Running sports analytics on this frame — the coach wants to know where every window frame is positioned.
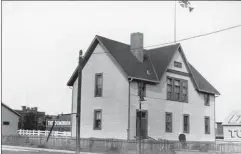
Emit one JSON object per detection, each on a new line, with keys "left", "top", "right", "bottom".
{"left": 93, "top": 109, "right": 102, "bottom": 130}
{"left": 204, "top": 93, "right": 210, "bottom": 106}
{"left": 165, "top": 112, "right": 172, "bottom": 133}
{"left": 166, "top": 76, "right": 188, "bottom": 103}
{"left": 183, "top": 114, "right": 190, "bottom": 133}
{"left": 174, "top": 79, "right": 181, "bottom": 101}
{"left": 204, "top": 116, "right": 210, "bottom": 134}
{"left": 167, "top": 77, "right": 173, "bottom": 100}
{"left": 174, "top": 61, "right": 182, "bottom": 68}
{"left": 94, "top": 73, "right": 103, "bottom": 97}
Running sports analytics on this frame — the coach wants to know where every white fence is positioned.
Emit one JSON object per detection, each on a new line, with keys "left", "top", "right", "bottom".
{"left": 17, "top": 129, "right": 71, "bottom": 137}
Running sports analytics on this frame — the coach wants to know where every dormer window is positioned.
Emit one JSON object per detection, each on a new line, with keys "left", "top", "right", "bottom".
{"left": 174, "top": 61, "right": 182, "bottom": 68}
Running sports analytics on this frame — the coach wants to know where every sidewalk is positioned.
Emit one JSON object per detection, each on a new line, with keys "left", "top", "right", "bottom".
{"left": 2, "top": 145, "right": 102, "bottom": 154}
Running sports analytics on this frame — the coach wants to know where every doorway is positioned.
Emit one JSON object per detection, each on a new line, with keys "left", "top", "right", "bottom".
{"left": 136, "top": 110, "right": 148, "bottom": 139}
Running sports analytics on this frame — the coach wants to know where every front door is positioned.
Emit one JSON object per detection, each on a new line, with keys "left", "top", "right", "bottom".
{"left": 136, "top": 110, "right": 148, "bottom": 139}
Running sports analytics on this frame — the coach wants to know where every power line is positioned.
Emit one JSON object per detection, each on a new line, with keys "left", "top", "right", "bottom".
{"left": 144, "top": 24, "right": 241, "bottom": 49}
{"left": 90, "top": 24, "right": 241, "bottom": 55}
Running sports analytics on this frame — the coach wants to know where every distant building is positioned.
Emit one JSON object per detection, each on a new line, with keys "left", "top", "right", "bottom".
{"left": 67, "top": 33, "right": 220, "bottom": 141}
{"left": 1, "top": 103, "right": 21, "bottom": 135}
{"left": 222, "top": 110, "right": 241, "bottom": 142}
{"left": 46, "top": 114, "right": 71, "bottom": 132}
{"left": 15, "top": 106, "right": 46, "bottom": 130}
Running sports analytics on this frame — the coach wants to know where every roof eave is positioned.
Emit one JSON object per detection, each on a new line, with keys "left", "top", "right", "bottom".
{"left": 67, "top": 36, "right": 100, "bottom": 86}
{"left": 1, "top": 103, "right": 21, "bottom": 117}
{"left": 197, "top": 89, "right": 221, "bottom": 96}
{"left": 128, "top": 76, "right": 159, "bottom": 84}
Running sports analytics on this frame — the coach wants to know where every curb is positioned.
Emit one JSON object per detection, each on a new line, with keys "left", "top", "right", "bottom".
{"left": 2, "top": 145, "right": 102, "bottom": 154}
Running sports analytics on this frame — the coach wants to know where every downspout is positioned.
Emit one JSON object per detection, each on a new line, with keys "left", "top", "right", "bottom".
{"left": 214, "top": 95, "right": 219, "bottom": 146}
{"left": 127, "top": 78, "right": 133, "bottom": 141}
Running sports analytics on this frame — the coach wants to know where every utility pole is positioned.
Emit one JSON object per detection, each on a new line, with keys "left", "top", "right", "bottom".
{"left": 138, "top": 82, "right": 145, "bottom": 154}
{"left": 139, "top": 99, "right": 142, "bottom": 154}
{"left": 76, "top": 50, "right": 83, "bottom": 154}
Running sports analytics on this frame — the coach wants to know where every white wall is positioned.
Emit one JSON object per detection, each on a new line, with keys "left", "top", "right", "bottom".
{"left": 1, "top": 105, "right": 19, "bottom": 135}
{"left": 223, "top": 126, "right": 241, "bottom": 142}
{"left": 129, "top": 50, "right": 215, "bottom": 141}
{"left": 71, "top": 43, "right": 129, "bottom": 139}
{"left": 71, "top": 79, "right": 78, "bottom": 137}
{"left": 71, "top": 47, "right": 216, "bottom": 141}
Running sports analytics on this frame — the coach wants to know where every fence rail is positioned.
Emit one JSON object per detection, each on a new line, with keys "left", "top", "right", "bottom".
{"left": 17, "top": 129, "right": 71, "bottom": 137}
{"left": 2, "top": 135, "right": 241, "bottom": 153}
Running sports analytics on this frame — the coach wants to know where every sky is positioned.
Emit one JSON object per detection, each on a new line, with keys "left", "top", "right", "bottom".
{"left": 2, "top": 1, "right": 241, "bottom": 122}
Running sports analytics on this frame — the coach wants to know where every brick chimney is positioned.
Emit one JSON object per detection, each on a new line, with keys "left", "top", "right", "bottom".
{"left": 130, "top": 32, "right": 144, "bottom": 62}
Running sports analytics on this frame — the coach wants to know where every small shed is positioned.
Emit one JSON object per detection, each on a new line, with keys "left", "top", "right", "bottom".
{"left": 1, "top": 103, "right": 21, "bottom": 135}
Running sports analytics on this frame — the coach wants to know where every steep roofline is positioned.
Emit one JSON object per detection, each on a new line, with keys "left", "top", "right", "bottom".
{"left": 178, "top": 45, "right": 200, "bottom": 90}
{"left": 1, "top": 102, "right": 21, "bottom": 117}
{"left": 67, "top": 35, "right": 220, "bottom": 95}
{"left": 67, "top": 35, "right": 160, "bottom": 86}
{"left": 96, "top": 36, "right": 129, "bottom": 80}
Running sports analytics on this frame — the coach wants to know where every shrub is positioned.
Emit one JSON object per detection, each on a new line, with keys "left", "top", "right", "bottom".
{"left": 38, "top": 144, "right": 47, "bottom": 148}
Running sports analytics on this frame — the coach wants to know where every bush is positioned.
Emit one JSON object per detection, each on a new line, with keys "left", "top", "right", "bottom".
{"left": 191, "top": 143, "right": 200, "bottom": 150}
{"left": 38, "top": 144, "right": 47, "bottom": 148}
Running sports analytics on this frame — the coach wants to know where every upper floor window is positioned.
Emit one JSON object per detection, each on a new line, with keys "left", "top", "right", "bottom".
{"left": 183, "top": 114, "right": 190, "bottom": 133}
{"left": 205, "top": 116, "right": 210, "bottom": 134}
{"left": 167, "top": 77, "right": 188, "bottom": 102}
{"left": 93, "top": 109, "right": 102, "bottom": 130}
{"left": 174, "top": 61, "right": 182, "bottom": 68}
{"left": 165, "top": 112, "right": 172, "bottom": 133}
{"left": 204, "top": 93, "right": 210, "bottom": 106}
{"left": 138, "top": 82, "right": 146, "bottom": 98}
{"left": 95, "top": 73, "right": 103, "bottom": 97}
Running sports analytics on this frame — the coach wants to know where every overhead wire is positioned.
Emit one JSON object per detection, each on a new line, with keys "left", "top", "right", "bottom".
{"left": 91, "top": 23, "right": 241, "bottom": 55}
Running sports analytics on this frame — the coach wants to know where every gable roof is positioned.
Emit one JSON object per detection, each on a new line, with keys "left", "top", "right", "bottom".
{"left": 223, "top": 110, "right": 241, "bottom": 126}
{"left": 67, "top": 35, "right": 220, "bottom": 95}
{"left": 1, "top": 102, "right": 21, "bottom": 117}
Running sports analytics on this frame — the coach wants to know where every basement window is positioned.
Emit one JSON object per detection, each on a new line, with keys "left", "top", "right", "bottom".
{"left": 3, "top": 121, "right": 10, "bottom": 125}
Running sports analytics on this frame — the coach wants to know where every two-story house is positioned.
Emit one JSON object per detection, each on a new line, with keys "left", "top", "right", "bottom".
{"left": 67, "top": 33, "right": 220, "bottom": 141}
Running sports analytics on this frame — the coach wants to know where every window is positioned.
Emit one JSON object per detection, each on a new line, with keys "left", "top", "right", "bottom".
{"left": 166, "top": 77, "right": 188, "bottom": 102}
{"left": 174, "top": 61, "right": 182, "bottom": 68}
{"left": 183, "top": 114, "right": 190, "bottom": 133}
{"left": 182, "top": 81, "right": 188, "bottom": 102}
{"left": 204, "top": 94, "right": 210, "bottom": 106}
{"left": 95, "top": 73, "right": 103, "bottom": 97}
{"left": 138, "top": 82, "right": 146, "bottom": 98}
{"left": 3, "top": 121, "right": 10, "bottom": 125}
{"left": 174, "top": 80, "right": 181, "bottom": 101}
{"left": 165, "top": 112, "right": 172, "bottom": 132}
{"left": 167, "top": 78, "right": 173, "bottom": 100}
{"left": 94, "top": 110, "right": 102, "bottom": 130}
{"left": 205, "top": 116, "right": 210, "bottom": 134}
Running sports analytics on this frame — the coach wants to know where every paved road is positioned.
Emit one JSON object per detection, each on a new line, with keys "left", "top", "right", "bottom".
{"left": 2, "top": 150, "right": 67, "bottom": 154}
{"left": 2, "top": 145, "right": 100, "bottom": 154}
